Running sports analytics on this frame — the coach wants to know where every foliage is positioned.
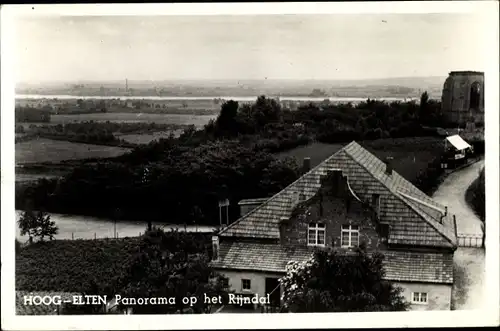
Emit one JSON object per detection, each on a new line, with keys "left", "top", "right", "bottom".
{"left": 18, "top": 139, "right": 300, "bottom": 225}
{"left": 113, "top": 228, "right": 229, "bottom": 314}
{"left": 466, "top": 167, "right": 485, "bottom": 222}
{"left": 16, "top": 237, "right": 141, "bottom": 293}
{"left": 280, "top": 249, "right": 409, "bottom": 312}
{"left": 17, "top": 209, "right": 58, "bottom": 243}
{"left": 16, "top": 230, "right": 227, "bottom": 314}
{"left": 418, "top": 91, "right": 445, "bottom": 126}
{"left": 15, "top": 121, "right": 188, "bottom": 147}
{"left": 18, "top": 95, "right": 452, "bottom": 224}
{"left": 15, "top": 106, "right": 51, "bottom": 123}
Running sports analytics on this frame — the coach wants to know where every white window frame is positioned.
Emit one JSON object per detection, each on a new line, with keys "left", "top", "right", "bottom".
{"left": 341, "top": 224, "right": 360, "bottom": 248}
{"left": 307, "top": 223, "right": 326, "bottom": 247}
{"left": 241, "top": 279, "right": 251, "bottom": 291}
{"left": 411, "top": 292, "right": 428, "bottom": 305}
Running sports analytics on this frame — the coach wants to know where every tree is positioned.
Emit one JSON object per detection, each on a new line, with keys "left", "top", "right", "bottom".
{"left": 419, "top": 91, "right": 430, "bottom": 124}
{"left": 18, "top": 209, "right": 58, "bottom": 244}
{"left": 280, "top": 249, "right": 409, "bottom": 312}
{"left": 215, "top": 100, "right": 239, "bottom": 136}
{"left": 113, "top": 228, "right": 230, "bottom": 314}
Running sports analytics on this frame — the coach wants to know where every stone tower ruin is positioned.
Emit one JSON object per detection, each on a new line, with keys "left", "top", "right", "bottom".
{"left": 441, "top": 71, "right": 484, "bottom": 127}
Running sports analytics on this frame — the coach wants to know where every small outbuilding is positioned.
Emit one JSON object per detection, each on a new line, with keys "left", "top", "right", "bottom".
{"left": 442, "top": 134, "right": 473, "bottom": 168}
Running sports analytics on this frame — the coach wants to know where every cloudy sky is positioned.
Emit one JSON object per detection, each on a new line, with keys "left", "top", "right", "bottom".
{"left": 14, "top": 13, "right": 488, "bottom": 83}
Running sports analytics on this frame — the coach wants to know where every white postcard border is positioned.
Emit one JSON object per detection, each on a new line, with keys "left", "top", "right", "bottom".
{"left": 1, "top": 1, "right": 499, "bottom": 330}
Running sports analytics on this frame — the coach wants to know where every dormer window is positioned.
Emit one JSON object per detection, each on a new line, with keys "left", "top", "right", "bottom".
{"left": 308, "top": 223, "right": 326, "bottom": 246}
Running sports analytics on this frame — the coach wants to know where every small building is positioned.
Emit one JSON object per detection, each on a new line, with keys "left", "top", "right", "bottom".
{"left": 442, "top": 134, "right": 473, "bottom": 168}
{"left": 211, "top": 141, "right": 457, "bottom": 312}
{"left": 441, "top": 71, "right": 484, "bottom": 126}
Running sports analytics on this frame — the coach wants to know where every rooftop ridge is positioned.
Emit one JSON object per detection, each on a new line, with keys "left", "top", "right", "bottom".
{"left": 218, "top": 141, "right": 357, "bottom": 236}
{"left": 397, "top": 194, "right": 457, "bottom": 247}
{"left": 397, "top": 189, "right": 446, "bottom": 215}
{"left": 344, "top": 142, "right": 444, "bottom": 206}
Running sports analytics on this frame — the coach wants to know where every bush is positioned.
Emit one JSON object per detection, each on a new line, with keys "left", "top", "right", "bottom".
{"left": 466, "top": 168, "right": 485, "bottom": 222}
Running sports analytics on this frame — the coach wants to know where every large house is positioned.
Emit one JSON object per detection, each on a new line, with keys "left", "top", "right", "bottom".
{"left": 211, "top": 141, "right": 457, "bottom": 311}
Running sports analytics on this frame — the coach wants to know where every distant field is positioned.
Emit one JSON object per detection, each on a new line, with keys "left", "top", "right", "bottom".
{"left": 15, "top": 173, "right": 61, "bottom": 183}
{"left": 276, "top": 137, "right": 444, "bottom": 184}
{"left": 16, "top": 138, "right": 131, "bottom": 164}
{"left": 50, "top": 113, "right": 216, "bottom": 128}
{"left": 118, "top": 129, "right": 184, "bottom": 145}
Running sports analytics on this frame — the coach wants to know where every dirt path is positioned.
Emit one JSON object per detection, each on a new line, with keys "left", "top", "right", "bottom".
{"left": 432, "top": 160, "right": 485, "bottom": 235}
{"left": 431, "top": 159, "right": 485, "bottom": 310}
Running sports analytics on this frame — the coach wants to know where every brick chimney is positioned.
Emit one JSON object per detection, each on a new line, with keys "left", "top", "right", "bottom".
{"left": 385, "top": 156, "right": 394, "bottom": 176}
{"left": 302, "top": 157, "right": 311, "bottom": 174}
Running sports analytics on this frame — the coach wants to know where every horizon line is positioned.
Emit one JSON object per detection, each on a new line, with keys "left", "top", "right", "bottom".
{"left": 16, "top": 74, "right": 452, "bottom": 85}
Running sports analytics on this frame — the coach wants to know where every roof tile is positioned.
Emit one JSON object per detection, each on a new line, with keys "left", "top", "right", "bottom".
{"left": 220, "top": 141, "right": 457, "bottom": 248}
{"left": 212, "top": 242, "right": 454, "bottom": 284}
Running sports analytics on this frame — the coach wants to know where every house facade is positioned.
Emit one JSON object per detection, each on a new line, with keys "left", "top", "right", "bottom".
{"left": 211, "top": 141, "right": 457, "bottom": 311}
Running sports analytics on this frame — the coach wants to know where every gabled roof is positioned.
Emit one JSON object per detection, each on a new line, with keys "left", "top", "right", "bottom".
{"left": 446, "top": 135, "right": 472, "bottom": 151}
{"left": 219, "top": 141, "right": 456, "bottom": 248}
{"left": 211, "top": 242, "right": 454, "bottom": 284}
{"left": 212, "top": 241, "right": 313, "bottom": 273}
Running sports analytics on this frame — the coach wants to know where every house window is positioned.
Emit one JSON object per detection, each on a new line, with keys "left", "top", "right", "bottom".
{"left": 341, "top": 224, "right": 359, "bottom": 248}
{"left": 411, "top": 292, "right": 428, "bottom": 304}
{"left": 308, "top": 223, "right": 326, "bottom": 246}
{"left": 241, "top": 279, "right": 251, "bottom": 291}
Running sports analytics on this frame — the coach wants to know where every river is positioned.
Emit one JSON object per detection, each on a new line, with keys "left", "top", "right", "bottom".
{"left": 15, "top": 211, "right": 216, "bottom": 242}
{"left": 16, "top": 94, "right": 418, "bottom": 103}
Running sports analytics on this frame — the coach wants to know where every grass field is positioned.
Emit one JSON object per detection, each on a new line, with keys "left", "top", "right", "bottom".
{"left": 16, "top": 138, "right": 131, "bottom": 164}
{"left": 50, "top": 113, "right": 217, "bottom": 128}
{"left": 276, "top": 137, "right": 444, "bottom": 184}
{"left": 118, "top": 129, "right": 184, "bottom": 145}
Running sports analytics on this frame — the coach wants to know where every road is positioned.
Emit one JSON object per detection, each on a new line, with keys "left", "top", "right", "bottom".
{"left": 432, "top": 160, "right": 485, "bottom": 236}
{"left": 431, "top": 159, "right": 485, "bottom": 310}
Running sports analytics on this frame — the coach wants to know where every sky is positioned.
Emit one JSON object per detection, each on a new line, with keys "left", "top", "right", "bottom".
{"left": 13, "top": 13, "right": 489, "bottom": 83}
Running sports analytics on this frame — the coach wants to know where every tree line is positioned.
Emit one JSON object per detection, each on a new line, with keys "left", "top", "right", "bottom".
{"left": 17, "top": 93, "right": 449, "bottom": 226}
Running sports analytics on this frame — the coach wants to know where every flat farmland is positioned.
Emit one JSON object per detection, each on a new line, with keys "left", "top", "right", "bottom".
{"left": 50, "top": 113, "right": 217, "bottom": 128}
{"left": 118, "top": 129, "right": 184, "bottom": 145}
{"left": 16, "top": 138, "right": 131, "bottom": 164}
{"left": 276, "top": 137, "right": 444, "bottom": 184}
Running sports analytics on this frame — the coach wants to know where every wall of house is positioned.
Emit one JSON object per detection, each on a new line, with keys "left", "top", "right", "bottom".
{"left": 281, "top": 196, "right": 386, "bottom": 251}
{"left": 218, "top": 269, "right": 284, "bottom": 307}
{"left": 280, "top": 171, "right": 387, "bottom": 251}
{"left": 393, "top": 281, "right": 452, "bottom": 311}
{"left": 219, "top": 269, "right": 452, "bottom": 311}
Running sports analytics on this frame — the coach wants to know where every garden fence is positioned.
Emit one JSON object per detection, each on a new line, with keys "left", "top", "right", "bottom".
{"left": 457, "top": 233, "right": 484, "bottom": 248}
